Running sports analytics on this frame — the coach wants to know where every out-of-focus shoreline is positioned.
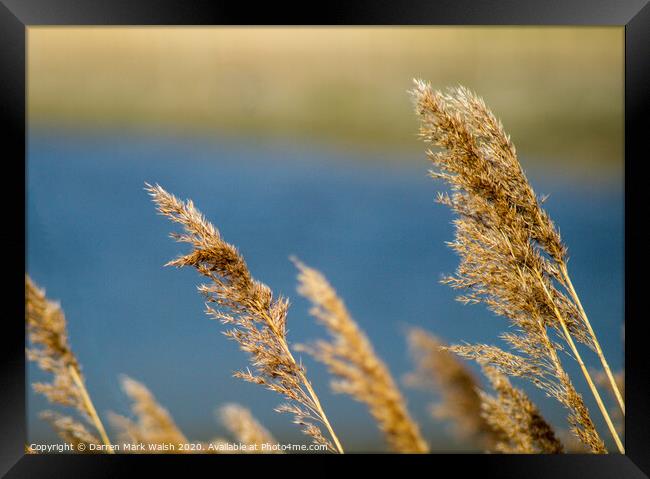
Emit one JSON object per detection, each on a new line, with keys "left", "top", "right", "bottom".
{"left": 29, "top": 27, "right": 623, "bottom": 170}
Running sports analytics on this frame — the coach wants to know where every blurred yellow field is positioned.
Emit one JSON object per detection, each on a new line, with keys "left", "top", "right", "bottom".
{"left": 28, "top": 27, "right": 623, "bottom": 168}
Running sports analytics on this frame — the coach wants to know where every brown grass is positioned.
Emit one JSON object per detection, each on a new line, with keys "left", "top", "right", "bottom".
{"left": 410, "top": 80, "right": 621, "bottom": 453}
{"left": 147, "top": 183, "right": 343, "bottom": 453}
{"left": 405, "top": 328, "right": 495, "bottom": 448}
{"left": 39, "top": 411, "right": 100, "bottom": 451}
{"left": 594, "top": 369, "right": 624, "bottom": 437}
{"left": 109, "top": 376, "right": 282, "bottom": 454}
{"left": 108, "top": 375, "right": 189, "bottom": 449}
{"left": 406, "top": 329, "right": 562, "bottom": 453}
{"left": 219, "top": 403, "right": 281, "bottom": 453}
{"left": 26, "top": 276, "right": 113, "bottom": 452}
{"left": 479, "top": 366, "right": 563, "bottom": 453}
{"left": 294, "top": 259, "right": 428, "bottom": 453}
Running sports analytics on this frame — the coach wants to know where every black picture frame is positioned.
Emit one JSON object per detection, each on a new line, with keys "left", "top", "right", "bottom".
{"left": 1, "top": 0, "right": 648, "bottom": 476}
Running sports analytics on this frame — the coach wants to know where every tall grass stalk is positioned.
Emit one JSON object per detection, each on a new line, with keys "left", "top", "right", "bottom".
{"left": 219, "top": 403, "right": 281, "bottom": 452}
{"left": 147, "top": 183, "right": 344, "bottom": 453}
{"left": 25, "top": 276, "right": 113, "bottom": 452}
{"left": 560, "top": 265, "right": 625, "bottom": 415}
{"left": 405, "top": 328, "right": 495, "bottom": 448}
{"left": 410, "top": 80, "right": 622, "bottom": 453}
{"left": 479, "top": 365, "right": 563, "bottom": 453}
{"left": 109, "top": 375, "right": 189, "bottom": 447}
{"left": 294, "top": 259, "right": 428, "bottom": 453}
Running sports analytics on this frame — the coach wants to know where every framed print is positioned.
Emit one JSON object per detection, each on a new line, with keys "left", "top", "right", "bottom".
{"left": 1, "top": 0, "right": 648, "bottom": 477}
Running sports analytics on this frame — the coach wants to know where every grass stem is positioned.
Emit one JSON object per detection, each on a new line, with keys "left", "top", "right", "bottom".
{"left": 536, "top": 271, "right": 624, "bottom": 453}
{"left": 68, "top": 365, "right": 113, "bottom": 453}
{"left": 560, "top": 264, "right": 625, "bottom": 416}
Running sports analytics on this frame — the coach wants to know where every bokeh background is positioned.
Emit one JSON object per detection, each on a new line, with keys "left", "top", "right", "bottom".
{"left": 27, "top": 27, "right": 624, "bottom": 452}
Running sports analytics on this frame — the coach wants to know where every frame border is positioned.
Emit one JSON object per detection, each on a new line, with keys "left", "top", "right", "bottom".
{"left": 2, "top": 0, "right": 648, "bottom": 476}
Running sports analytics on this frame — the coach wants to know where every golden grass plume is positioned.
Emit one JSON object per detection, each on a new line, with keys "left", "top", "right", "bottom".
{"left": 26, "top": 275, "right": 112, "bottom": 452}
{"left": 109, "top": 376, "right": 276, "bottom": 454}
{"left": 108, "top": 375, "right": 188, "bottom": 448}
{"left": 219, "top": 403, "right": 281, "bottom": 453}
{"left": 294, "top": 259, "right": 428, "bottom": 453}
{"left": 479, "top": 366, "right": 563, "bottom": 454}
{"left": 147, "top": 183, "right": 343, "bottom": 453}
{"left": 410, "top": 80, "right": 620, "bottom": 453}
{"left": 405, "top": 328, "right": 494, "bottom": 448}
{"left": 39, "top": 411, "right": 100, "bottom": 451}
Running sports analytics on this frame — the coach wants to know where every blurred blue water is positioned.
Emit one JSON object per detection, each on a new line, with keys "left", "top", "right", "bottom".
{"left": 27, "top": 127, "right": 623, "bottom": 451}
